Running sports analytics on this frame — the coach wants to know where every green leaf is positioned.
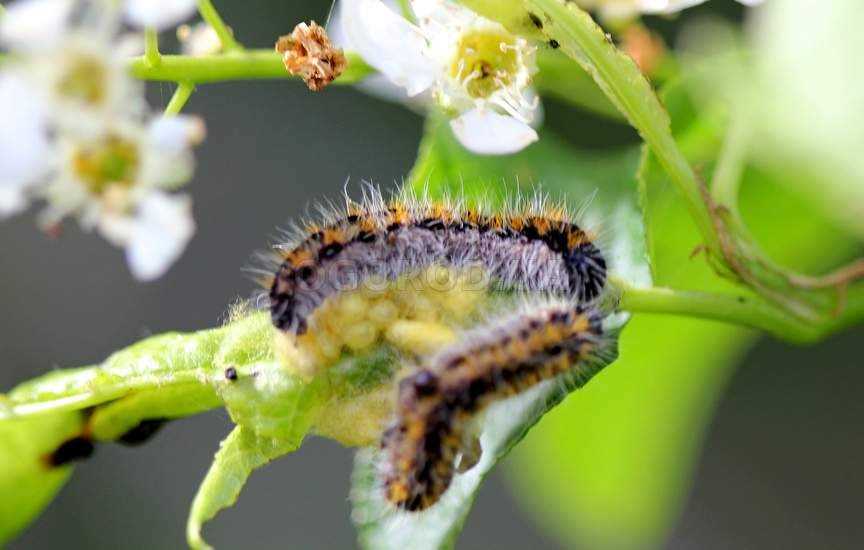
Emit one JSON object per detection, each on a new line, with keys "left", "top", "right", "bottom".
{"left": 1, "top": 313, "right": 275, "bottom": 421}
{"left": 187, "top": 368, "right": 327, "bottom": 550}
{"left": 0, "top": 411, "right": 83, "bottom": 545}
{"left": 535, "top": 49, "right": 621, "bottom": 120}
{"left": 350, "top": 114, "right": 648, "bottom": 548}
{"left": 0, "top": 313, "right": 275, "bottom": 540}
{"left": 504, "top": 78, "right": 862, "bottom": 550}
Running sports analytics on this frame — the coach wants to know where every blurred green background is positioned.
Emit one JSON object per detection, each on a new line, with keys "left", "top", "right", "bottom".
{"left": 1, "top": 0, "right": 862, "bottom": 548}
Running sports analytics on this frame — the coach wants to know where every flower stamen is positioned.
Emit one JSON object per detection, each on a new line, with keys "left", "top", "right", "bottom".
{"left": 72, "top": 135, "right": 140, "bottom": 196}
{"left": 57, "top": 54, "right": 108, "bottom": 106}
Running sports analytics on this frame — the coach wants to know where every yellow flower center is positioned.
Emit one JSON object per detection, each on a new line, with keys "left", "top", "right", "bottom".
{"left": 449, "top": 28, "right": 520, "bottom": 99}
{"left": 57, "top": 54, "right": 107, "bottom": 106}
{"left": 72, "top": 135, "right": 140, "bottom": 196}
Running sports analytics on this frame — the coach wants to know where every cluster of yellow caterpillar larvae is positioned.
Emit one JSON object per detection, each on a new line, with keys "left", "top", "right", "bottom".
{"left": 380, "top": 301, "right": 604, "bottom": 511}
{"left": 274, "top": 266, "right": 489, "bottom": 377}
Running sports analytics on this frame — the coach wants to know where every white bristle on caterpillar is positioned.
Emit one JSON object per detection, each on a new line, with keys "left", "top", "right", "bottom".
{"left": 260, "top": 184, "right": 607, "bottom": 336}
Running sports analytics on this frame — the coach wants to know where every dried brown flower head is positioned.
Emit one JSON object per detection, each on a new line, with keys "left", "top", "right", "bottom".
{"left": 275, "top": 21, "right": 347, "bottom": 92}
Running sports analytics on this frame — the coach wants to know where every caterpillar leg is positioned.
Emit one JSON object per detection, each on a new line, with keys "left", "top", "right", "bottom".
{"left": 186, "top": 426, "right": 302, "bottom": 550}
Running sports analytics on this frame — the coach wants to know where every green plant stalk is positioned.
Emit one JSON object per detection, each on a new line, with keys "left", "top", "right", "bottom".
{"left": 196, "top": 0, "right": 243, "bottom": 52}
{"left": 396, "top": 0, "right": 416, "bottom": 22}
{"left": 614, "top": 278, "right": 864, "bottom": 344}
{"left": 708, "top": 116, "right": 860, "bottom": 319}
{"left": 128, "top": 50, "right": 372, "bottom": 84}
{"left": 165, "top": 82, "right": 196, "bottom": 115}
{"left": 144, "top": 28, "right": 161, "bottom": 68}
{"left": 709, "top": 115, "right": 747, "bottom": 216}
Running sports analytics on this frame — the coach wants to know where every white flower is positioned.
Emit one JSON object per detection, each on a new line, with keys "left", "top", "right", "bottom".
{"left": 0, "top": 73, "right": 52, "bottom": 217}
{"left": 2, "top": 3, "right": 144, "bottom": 137}
{"left": 124, "top": 0, "right": 198, "bottom": 31}
{"left": 0, "top": 0, "right": 203, "bottom": 279}
{"left": 577, "top": 0, "right": 763, "bottom": 18}
{"left": 40, "top": 115, "right": 203, "bottom": 280}
{"left": 340, "top": 0, "right": 540, "bottom": 155}
{"left": 0, "top": 0, "right": 75, "bottom": 53}
{"left": 44, "top": 37, "right": 144, "bottom": 137}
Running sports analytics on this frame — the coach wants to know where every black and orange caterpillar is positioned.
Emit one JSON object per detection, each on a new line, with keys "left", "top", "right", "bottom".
{"left": 265, "top": 188, "right": 606, "bottom": 334}
{"left": 379, "top": 300, "right": 605, "bottom": 510}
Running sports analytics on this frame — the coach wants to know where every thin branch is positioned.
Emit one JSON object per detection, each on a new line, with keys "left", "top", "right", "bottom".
{"left": 710, "top": 115, "right": 747, "bottom": 217}
{"left": 197, "top": 0, "right": 243, "bottom": 52}
{"left": 165, "top": 82, "right": 196, "bottom": 115}
{"left": 144, "top": 28, "right": 161, "bottom": 68}
{"left": 128, "top": 50, "right": 372, "bottom": 85}
{"left": 613, "top": 277, "right": 864, "bottom": 344}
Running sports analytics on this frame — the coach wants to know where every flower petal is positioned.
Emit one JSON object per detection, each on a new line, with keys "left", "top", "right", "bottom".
{"left": 0, "top": 186, "right": 28, "bottom": 217}
{"left": 125, "top": 192, "right": 195, "bottom": 281}
{"left": 449, "top": 108, "right": 538, "bottom": 155}
{"left": 341, "top": 0, "right": 436, "bottom": 96}
{"left": 0, "top": 73, "right": 51, "bottom": 217}
{"left": 0, "top": 0, "right": 73, "bottom": 51}
{"left": 124, "top": 0, "right": 197, "bottom": 31}
{"left": 148, "top": 115, "right": 206, "bottom": 152}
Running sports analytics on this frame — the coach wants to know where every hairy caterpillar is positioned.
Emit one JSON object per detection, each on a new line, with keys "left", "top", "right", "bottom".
{"left": 265, "top": 187, "right": 607, "bottom": 335}
{"left": 379, "top": 299, "right": 606, "bottom": 511}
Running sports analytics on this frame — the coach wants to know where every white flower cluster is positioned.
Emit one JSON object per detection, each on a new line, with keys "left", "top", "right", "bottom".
{"left": 0, "top": 0, "right": 202, "bottom": 280}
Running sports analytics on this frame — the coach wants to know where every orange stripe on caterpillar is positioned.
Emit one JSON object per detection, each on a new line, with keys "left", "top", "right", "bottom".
{"left": 379, "top": 300, "right": 605, "bottom": 511}
{"left": 266, "top": 188, "right": 606, "bottom": 334}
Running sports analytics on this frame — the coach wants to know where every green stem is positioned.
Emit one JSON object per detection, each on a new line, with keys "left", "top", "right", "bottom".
{"left": 144, "top": 28, "right": 161, "bottom": 68}
{"left": 165, "top": 82, "right": 196, "bottom": 115}
{"left": 710, "top": 115, "right": 747, "bottom": 214}
{"left": 614, "top": 278, "right": 864, "bottom": 344}
{"left": 197, "top": 0, "right": 242, "bottom": 52}
{"left": 396, "top": 0, "right": 417, "bottom": 22}
{"left": 128, "top": 50, "right": 372, "bottom": 85}
{"left": 525, "top": 0, "right": 720, "bottom": 254}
